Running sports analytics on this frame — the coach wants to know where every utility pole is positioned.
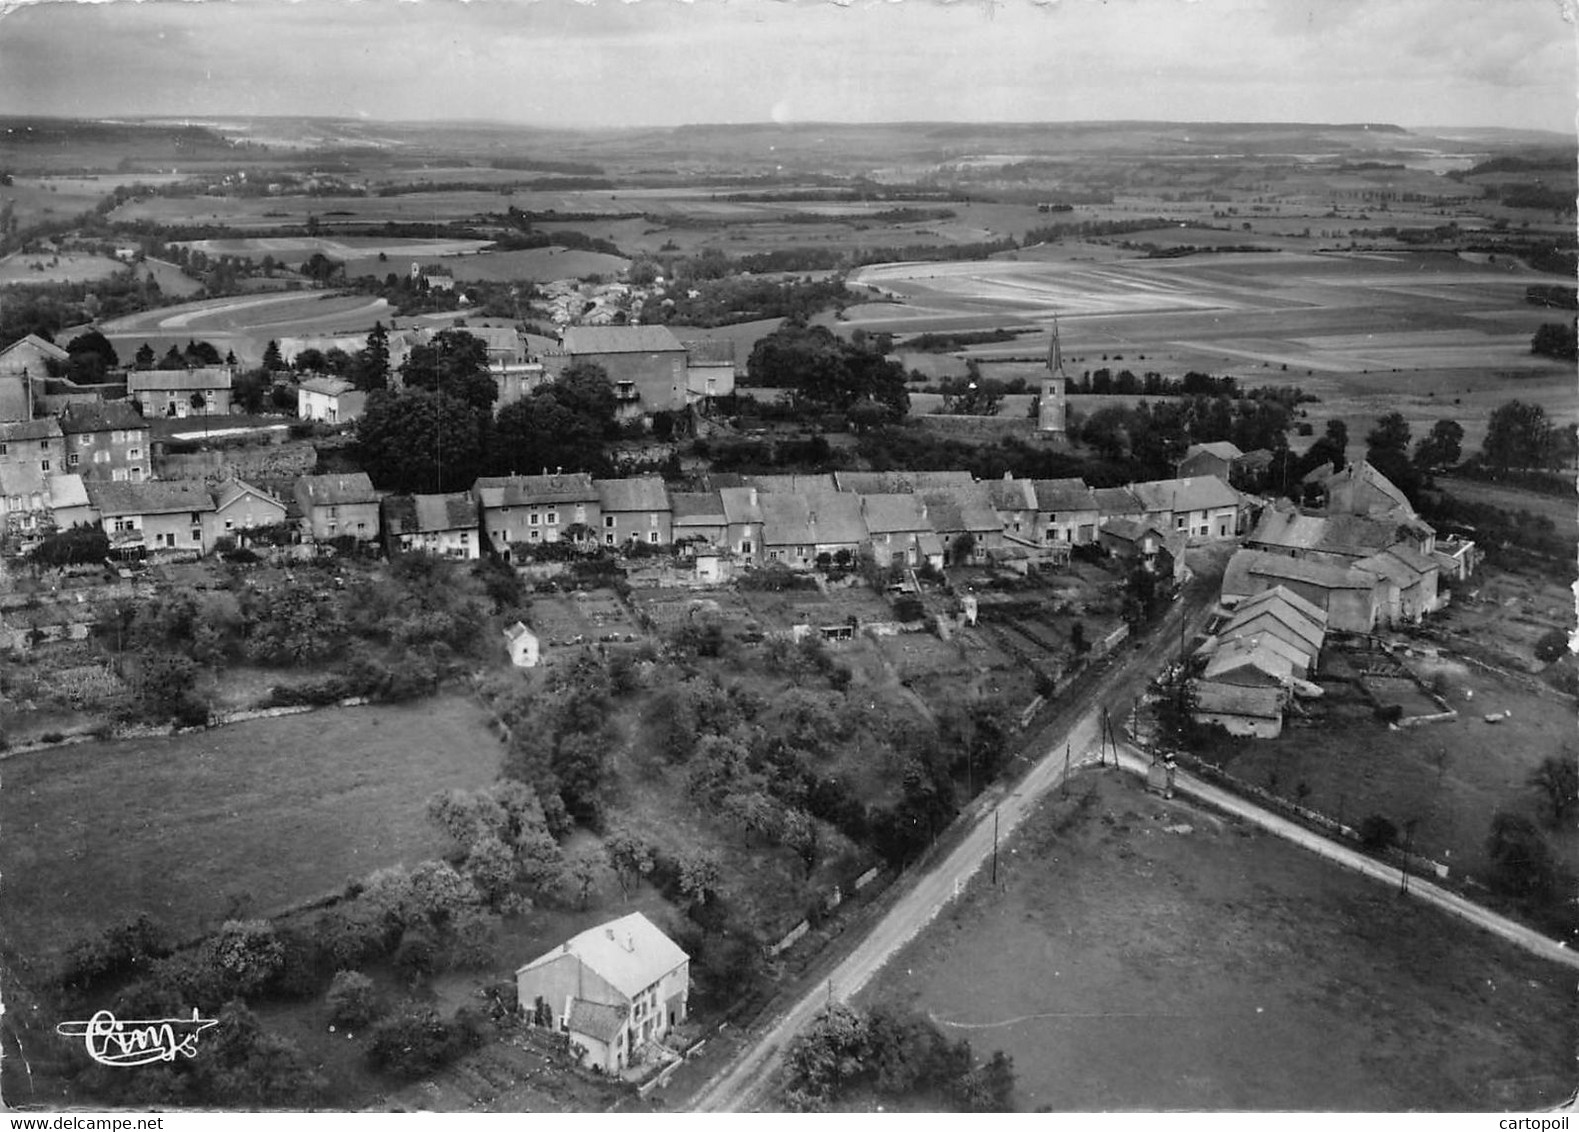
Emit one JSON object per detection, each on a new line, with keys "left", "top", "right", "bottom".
{"left": 1399, "top": 820, "right": 1417, "bottom": 896}
{"left": 1062, "top": 741, "right": 1070, "bottom": 797}
{"left": 991, "top": 807, "right": 999, "bottom": 886}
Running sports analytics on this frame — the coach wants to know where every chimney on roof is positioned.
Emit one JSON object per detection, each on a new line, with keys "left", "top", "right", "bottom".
{"left": 605, "top": 928, "right": 615, "bottom": 941}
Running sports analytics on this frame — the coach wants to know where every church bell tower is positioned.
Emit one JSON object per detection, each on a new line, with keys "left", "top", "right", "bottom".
{"left": 1037, "top": 316, "right": 1067, "bottom": 435}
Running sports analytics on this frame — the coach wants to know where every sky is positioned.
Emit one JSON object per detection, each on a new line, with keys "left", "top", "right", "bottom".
{"left": 0, "top": 0, "right": 1574, "bottom": 133}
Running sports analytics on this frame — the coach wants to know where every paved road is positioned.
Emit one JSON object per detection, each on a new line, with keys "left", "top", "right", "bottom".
{"left": 1112, "top": 745, "right": 1579, "bottom": 972}
{"left": 689, "top": 584, "right": 1220, "bottom": 1112}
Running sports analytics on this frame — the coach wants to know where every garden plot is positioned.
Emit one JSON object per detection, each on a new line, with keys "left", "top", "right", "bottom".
{"left": 529, "top": 590, "right": 643, "bottom": 646}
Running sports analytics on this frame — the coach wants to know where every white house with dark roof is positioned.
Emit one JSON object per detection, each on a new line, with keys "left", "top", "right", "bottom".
{"left": 294, "top": 472, "right": 380, "bottom": 543}
{"left": 85, "top": 479, "right": 217, "bottom": 558}
{"left": 516, "top": 912, "right": 689, "bottom": 1075}
{"left": 297, "top": 376, "right": 368, "bottom": 424}
{"left": 473, "top": 473, "right": 600, "bottom": 558}
{"left": 211, "top": 479, "right": 287, "bottom": 540}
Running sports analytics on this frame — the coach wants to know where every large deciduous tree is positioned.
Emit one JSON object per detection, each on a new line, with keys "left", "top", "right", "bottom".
{"left": 1412, "top": 419, "right": 1464, "bottom": 471}
{"left": 1483, "top": 399, "right": 1556, "bottom": 472}
{"left": 398, "top": 329, "right": 497, "bottom": 414}
{"left": 356, "top": 387, "right": 491, "bottom": 494}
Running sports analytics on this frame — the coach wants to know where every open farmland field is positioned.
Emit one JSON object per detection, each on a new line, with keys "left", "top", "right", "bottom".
{"left": 0, "top": 251, "right": 124, "bottom": 285}
{"left": 96, "top": 290, "right": 398, "bottom": 365}
{"left": 0, "top": 174, "right": 185, "bottom": 229}
{"left": 344, "top": 246, "right": 630, "bottom": 283}
{"left": 174, "top": 235, "right": 495, "bottom": 264}
{"left": 108, "top": 190, "right": 521, "bottom": 229}
{"left": 0, "top": 694, "right": 502, "bottom": 963}
{"left": 858, "top": 769, "right": 1576, "bottom": 1112}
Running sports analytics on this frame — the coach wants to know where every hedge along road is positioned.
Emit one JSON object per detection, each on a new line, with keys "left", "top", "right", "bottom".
{"left": 688, "top": 575, "right": 1222, "bottom": 1113}
{"left": 1111, "top": 745, "right": 1579, "bottom": 973}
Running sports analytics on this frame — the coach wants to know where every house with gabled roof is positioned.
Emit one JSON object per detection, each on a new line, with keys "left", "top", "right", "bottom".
{"left": 1202, "top": 636, "right": 1296, "bottom": 689}
{"left": 1192, "top": 680, "right": 1285, "bottom": 739}
{"left": 1222, "top": 548, "right": 1390, "bottom": 634}
{"left": 516, "top": 912, "right": 689, "bottom": 1075}
{"left": 383, "top": 492, "right": 480, "bottom": 559}
{"left": 48, "top": 474, "right": 94, "bottom": 531}
{"left": 0, "top": 333, "right": 65, "bottom": 420}
{"left": 833, "top": 469, "right": 974, "bottom": 495}
{"left": 58, "top": 401, "right": 150, "bottom": 483}
{"left": 473, "top": 473, "right": 600, "bottom": 559}
{"left": 294, "top": 472, "right": 379, "bottom": 543}
{"left": 1177, "top": 440, "right": 1243, "bottom": 482}
{"left": 211, "top": 479, "right": 287, "bottom": 541}
{"left": 1130, "top": 476, "right": 1243, "bottom": 540}
{"left": 740, "top": 473, "right": 838, "bottom": 496}
{"left": 718, "top": 486, "right": 764, "bottom": 566}
{"left": 1033, "top": 477, "right": 1100, "bottom": 546}
{"left": 86, "top": 479, "right": 217, "bottom": 558}
{"left": 1321, "top": 458, "right": 1416, "bottom": 519}
{"left": 921, "top": 483, "right": 1000, "bottom": 563}
{"left": 551, "top": 325, "right": 689, "bottom": 418}
{"left": 859, "top": 492, "right": 935, "bottom": 568}
{"left": 985, "top": 474, "right": 1038, "bottom": 543}
{"left": 1098, "top": 517, "right": 1188, "bottom": 583}
{"left": 762, "top": 492, "right": 867, "bottom": 569}
{"left": 595, "top": 475, "right": 671, "bottom": 548}
{"left": 127, "top": 367, "right": 234, "bottom": 418}
{"left": 297, "top": 376, "right": 367, "bottom": 425}
{"left": 682, "top": 338, "right": 735, "bottom": 402}
{"left": 1093, "top": 485, "right": 1145, "bottom": 524}
{"left": 670, "top": 491, "right": 727, "bottom": 551}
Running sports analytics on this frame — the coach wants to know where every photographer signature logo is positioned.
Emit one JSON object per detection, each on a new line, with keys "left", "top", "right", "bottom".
{"left": 56, "top": 1009, "right": 219, "bottom": 1067}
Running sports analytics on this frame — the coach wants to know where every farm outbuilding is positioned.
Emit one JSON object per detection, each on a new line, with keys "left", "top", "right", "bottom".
{"left": 1192, "top": 680, "right": 1285, "bottom": 739}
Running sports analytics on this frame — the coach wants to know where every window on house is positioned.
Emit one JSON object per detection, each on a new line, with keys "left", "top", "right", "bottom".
{"left": 112, "top": 468, "right": 127, "bottom": 482}
{"left": 39, "top": 440, "right": 49, "bottom": 451}
{"left": 112, "top": 430, "right": 123, "bottom": 444}
{"left": 545, "top": 511, "right": 558, "bottom": 526}
{"left": 191, "top": 530, "right": 201, "bottom": 543}
{"left": 357, "top": 522, "right": 366, "bottom": 531}
{"left": 741, "top": 540, "right": 752, "bottom": 554}
{"left": 40, "top": 460, "right": 49, "bottom": 472}
{"left": 0, "top": 444, "right": 7, "bottom": 456}
{"left": 68, "top": 454, "right": 78, "bottom": 466}
{"left": 225, "top": 520, "right": 234, "bottom": 530}
{"left": 130, "top": 468, "right": 143, "bottom": 481}
{"left": 604, "top": 515, "right": 616, "bottom": 528}
{"left": 529, "top": 529, "right": 540, "bottom": 542}
{"left": 1175, "top": 516, "right": 1186, "bottom": 530}
{"left": 575, "top": 505, "right": 586, "bottom": 522}
{"left": 606, "top": 533, "right": 616, "bottom": 545}
{"left": 128, "top": 448, "right": 141, "bottom": 460}
{"left": 94, "top": 450, "right": 109, "bottom": 463}
{"left": 769, "top": 550, "right": 780, "bottom": 561}
{"left": 649, "top": 531, "right": 659, "bottom": 544}
{"left": 529, "top": 513, "right": 539, "bottom": 526}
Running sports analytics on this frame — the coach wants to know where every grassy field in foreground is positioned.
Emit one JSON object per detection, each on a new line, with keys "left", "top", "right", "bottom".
{"left": 858, "top": 769, "right": 1575, "bottom": 1112}
{"left": 0, "top": 694, "right": 502, "bottom": 963}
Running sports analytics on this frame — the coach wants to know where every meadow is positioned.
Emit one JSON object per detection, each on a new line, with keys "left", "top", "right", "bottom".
{"left": 0, "top": 694, "right": 502, "bottom": 962}
{"left": 858, "top": 769, "right": 1575, "bottom": 1112}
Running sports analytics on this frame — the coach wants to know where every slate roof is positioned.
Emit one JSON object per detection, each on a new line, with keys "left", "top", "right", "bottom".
{"left": 984, "top": 477, "right": 1037, "bottom": 512}
{"left": 128, "top": 368, "right": 233, "bottom": 392}
{"left": 473, "top": 473, "right": 597, "bottom": 507}
{"left": 808, "top": 493, "right": 866, "bottom": 545}
{"left": 1185, "top": 441, "right": 1244, "bottom": 461}
{"left": 47, "top": 474, "right": 89, "bottom": 510}
{"left": 860, "top": 493, "right": 932, "bottom": 535}
{"left": 1192, "top": 680, "right": 1283, "bottom": 719}
{"left": 1099, "top": 517, "right": 1171, "bottom": 545}
{"left": 718, "top": 486, "right": 763, "bottom": 525}
{"left": 1353, "top": 550, "right": 1424, "bottom": 589}
{"left": 567, "top": 999, "right": 628, "bottom": 1045}
{"left": 517, "top": 912, "right": 688, "bottom": 1000}
{"left": 86, "top": 479, "right": 216, "bottom": 516}
{"left": 1205, "top": 628, "right": 1313, "bottom": 673}
{"left": 1382, "top": 541, "right": 1439, "bottom": 575}
{"left": 1224, "top": 549, "right": 1382, "bottom": 596}
{"left": 741, "top": 474, "right": 838, "bottom": 496}
{"left": 384, "top": 492, "right": 478, "bottom": 535}
{"left": 560, "top": 326, "right": 685, "bottom": 355}
{"left": 1204, "top": 637, "right": 1296, "bottom": 685}
{"left": 0, "top": 418, "right": 63, "bottom": 443}
{"left": 1250, "top": 508, "right": 1432, "bottom": 560}
{"left": 670, "top": 491, "right": 727, "bottom": 525}
{"left": 58, "top": 401, "right": 147, "bottom": 435}
{"left": 920, "top": 484, "right": 999, "bottom": 534}
{"left": 2, "top": 334, "right": 70, "bottom": 362}
{"left": 0, "top": 463, "right": 44, "bottom": 496}
{"left": 682, "top": 339, "right": 735, "bottom": 365}
{"left": 1131, "top": 476, "right": 1240, "bottom": 514}
{"left": 1230, "top": 585, "right": 1329, "bottom": 633}
{"left": 212, "top": 478, "right": 284, "bottom": 514}
{"left": 296, "top": 472, "right": 378, "bottom": 507}
{"left": 596, "top": 475, "right": 670, "bottom": 513}
{"left": 833, "top": 470, "right": 974, "bottom": 494}
{"left": 1032, "top": 477, "right": 1099, "bottom": 513}
{"left": 1092, "top": 486, "right": 1144, "bottom": 516}
{"left": 1324, "top": 458, "right": 1414, "bottom": 516}
{"left": 298, "top": 376, "right": 357, "bottom": 397}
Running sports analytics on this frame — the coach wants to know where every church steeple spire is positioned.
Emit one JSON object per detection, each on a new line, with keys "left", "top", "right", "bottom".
{"left": 1048, "top": 314, "right": 1065, "bottom": 379}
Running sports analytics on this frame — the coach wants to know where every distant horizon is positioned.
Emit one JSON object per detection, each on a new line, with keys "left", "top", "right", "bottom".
{"left": 1, "top": 0, "right": 1572, "bottom": 135}
{"left": 4, "top": 112, "right": 1572, "bottom": 141}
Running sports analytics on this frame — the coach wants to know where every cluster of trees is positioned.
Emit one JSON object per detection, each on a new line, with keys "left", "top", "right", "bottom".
{"left": 744, "top": 321, "right": 910, "bottom": 421}
{"left": 1077, "top": 395, "right": 1295, "bottom": 480}
{"left": 643, "top": 273, "right": 852, "bottom": 328}
{"left": 1530, "top": 321, "right": 1577, "bottom": 361}
{"left": 355, "top": 333, "right": 623, "bottom": 492}
{"left": 783, "top": 1003, "right": 1015, "bottom": 1112}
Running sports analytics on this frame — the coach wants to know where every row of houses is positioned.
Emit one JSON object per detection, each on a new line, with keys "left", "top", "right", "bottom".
{"left": 1191, "top": 585, "right": 1330, "bottom": 739}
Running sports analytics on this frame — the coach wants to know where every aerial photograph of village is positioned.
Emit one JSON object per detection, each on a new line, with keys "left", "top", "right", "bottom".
{"left": 0, "top": 0, "right": 1573, "bottom": 1116}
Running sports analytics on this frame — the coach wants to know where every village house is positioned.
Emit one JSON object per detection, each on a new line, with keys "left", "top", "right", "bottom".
{"left": 681, "top": 338, "right": 736, "bottom": 403}
{"left": 550, "top": 326, "right": 689, "bottom": 420}
{"left": 58, "top": 402, "right": 150, "bottom": 483}
{"left": 595, "top": 476, "right": 672, "bottom": 548}
{"left": 294, "top": 472, "right": 380, "bottom": 543}
{"left": 297, "top": 376, "right": 368, "bottom": 425}
{"left": 48, "top": 474, "right": 94, "bottom": 532}
{"left": 211, "top": 479, "right": 288, "bottom": 540}
{"left": 858, "top": 493, "right": 934, "bottom": 569}
{"left": 473, "top": 473, "right": 600, "bottom": 559}
{"left": 1210, "top": 585, "right": 1328, "bottom": 674}
{"left": 0, "top": 418, "right": 65, "bottom": 483}
{"left": 382, "top": 492, "right": 480, "bottom": 559}
{"left": 1191, "top": 681, "right": 1286, "bottom": 739}
{"left": 86, "top": 479, "right": 217, "bottom": 558}
{"left": 1131, "top": 476, "right": 1243, "bottom": 541}
{"left": 921, "top": 483, "right": 1001, "bottom": 564}
{"left": 0, "top": 334, "right": 65, "bottom": 420}
{"left": 127, "top": 367, "right": 234, "bottom": 418}
{"left": 718, "top": 486, "right": 764, "bottom": 566}
{"left": 1222, "top": 548, "right": 1392, "bottom": 634}
{"left": 1033, "top": 478, "right": 1101, "bottom": 545}
{"left": 762, "top": 492, "right": 867, "bottom": 569}
{"left": 1092, "top": 485, "right": 1145, "bottom": 526}
{"left": 985, "top": 475, "right": 1039, "bottom": 543}
{"left": 516, "top": 912, "right": 689, "bottom": 1076}
{"left": 669, "top": 491, "right": 727, "bottom": 552}
{"left": 1201, "top": 636, "right": 1297, "bottom": 689}
{"left": 1320, "top": 458, "right": 1417, "bottom": 518}
{"left": 1098, "top": 518, "right": 1188, "bottom": 584}
{"left": 1176, "top": 440, "right": 1243, "bottom": 482}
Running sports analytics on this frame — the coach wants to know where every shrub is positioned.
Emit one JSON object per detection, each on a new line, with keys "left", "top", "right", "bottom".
{"left": 1373, "top": 702, "right": 1404, "bottom": 724}
{"left": 1358, "top": 814, "right": 1399, "bottom": 851}
{"left": 326, "top": 970, "right": 381, "bottom": 1029}
{"left": 1534, "top": 628, "right": 1570, "bottom": 665}
{"left": 366, "top": 1004, "right": 477, "bottom": 1081}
